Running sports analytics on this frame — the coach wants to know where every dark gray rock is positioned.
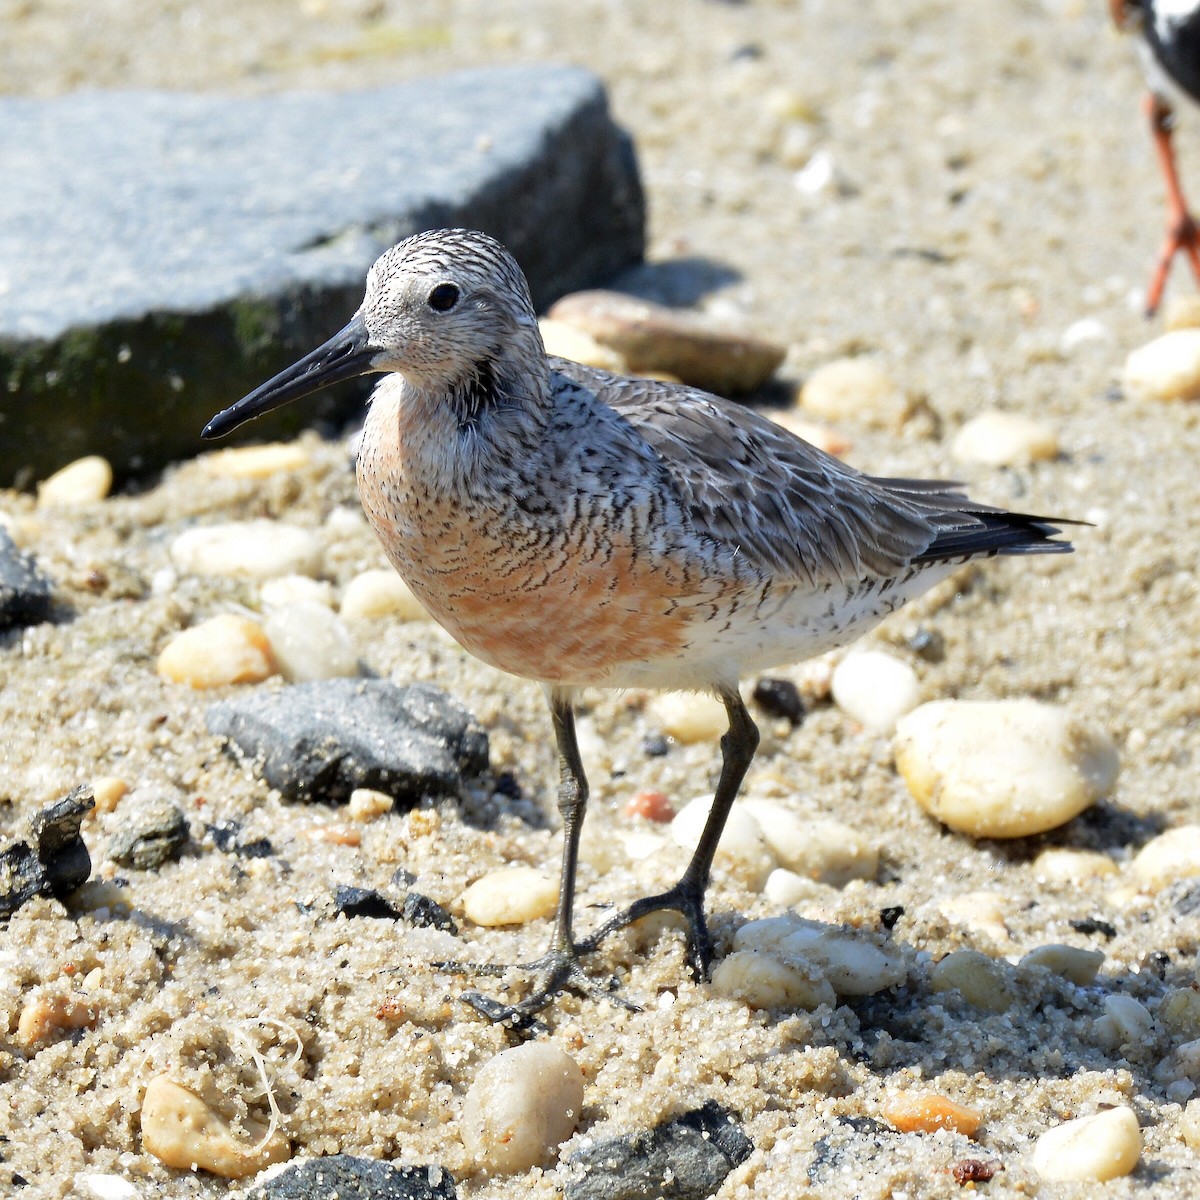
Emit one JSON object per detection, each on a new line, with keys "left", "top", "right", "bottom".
{"left": 806, "top": 1116, "right": 896, "bottom": 1190}
{"left": 206, "top": 680, "right": 489, "bottom": 806}
{"left": 401, "top": 892, "right": 458, "bottom": 935}
{"left": 205, "top": 819, "right": 274, "bottom": 859}
{"left": 565, "top": 1100, "right": 753, "bottom": 1200}
{"left": 107, "top": 796, "right": 189, "bottom": 869}
{"left": 0, "top": 786, "right": 93, "bottom": 917}
{"left": 247, "top": 1155, "right": 457, "bottom": 1200}
{"left": 0, "top": 67, "right": 644, "bottom": 486}
{"left": 0, "top": 527, "right": 52, "bottom": 630}
{"left": 334, "top": 885, "right": 402, "bottom": 920}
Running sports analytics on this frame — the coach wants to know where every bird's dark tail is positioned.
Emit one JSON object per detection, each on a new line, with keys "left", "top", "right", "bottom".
{"left": 876, "top": 476, "right": 1082, "bottom": 563}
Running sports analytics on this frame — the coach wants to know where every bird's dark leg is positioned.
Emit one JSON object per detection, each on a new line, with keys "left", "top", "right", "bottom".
{"left": 450, "top": 689, "right": 639, "bottom": 1027}
{"left": 1145, "top": 92, "right": 1200, "bottom": 316}
{"left": 579, "top": 687, "right": 760, "bottom": 981}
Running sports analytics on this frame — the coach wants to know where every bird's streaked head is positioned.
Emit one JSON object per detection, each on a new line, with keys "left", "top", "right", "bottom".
{"left": 202, "top": 228, "right": 542, "bottom": 440}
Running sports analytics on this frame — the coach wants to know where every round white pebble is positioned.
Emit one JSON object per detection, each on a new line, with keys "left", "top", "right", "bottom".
{"left": 156, "top": 615, "right": 276, "bottom": 688}
{"left": 263, "top": 602, "right": 358, "bottom": 681}
{"left": 201, "top": 442, "right": 310, "bottom": 478}
{"left": 950, "top": 411, "right": 1059, "bottom": 468}
{"left": 1093, "top": 994, "right": 1154, "bottom": 1050}
{"left": 170, "top": 521, "right": 323, "bottom": 580}
{"left": 1130, "top": 825, "right": 1200, "bottom": 892}
{"left": 461, "top": 867, "right": 558, "bottom": 926}
{"left": 461, "top": 1042, "right": 585, "bottom": 1173}
{"left": 671, "top": 796, "right": 774, "bottom": 884}
{"left": 647, "top": 691, "right": 729, "bottom": 744}
{"left": 799, "top": 358, "right": 910, "bottom": 428}
{"left": 340, "top": 569, "right": 430, "bottom": 621}
{"left": 893, "top": 700, "right": 1119, "bottom": 838}
{"left": 1019, "top": 943, "right": 1104, "bottom": 984}
{"left": 831, "top": 650, "right": 921, "bottom": 733}
{"left": 1123, "top": 329, "right": 1200, "bottom": 402}
{"left": 260, "top": 575, "right": 335, "bottom": 609}
{"left": 741, "top": 802, "right": 877, "bottom": 885}
{"left": 1030, "top": 1106, "right": 1141, "bottom": 1181}
{"left": 37, "top": 455, "right": 113, "bottom": 507}
{"left": 711, "top": 948, "right": 836, "bottom": 1010}
{"left": 733, "top": 915, "right": 905, "bottom": 997}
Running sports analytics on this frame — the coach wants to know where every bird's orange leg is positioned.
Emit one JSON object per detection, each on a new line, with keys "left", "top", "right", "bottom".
{"left": 1145, "top": 92, "right": 1200, "bottom": 316}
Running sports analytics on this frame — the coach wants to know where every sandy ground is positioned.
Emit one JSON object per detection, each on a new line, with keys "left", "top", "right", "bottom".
{"left": 3, "top": 1, "right": 1200, "bottom": 1196}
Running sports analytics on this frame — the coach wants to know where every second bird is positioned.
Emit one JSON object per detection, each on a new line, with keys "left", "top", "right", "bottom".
{"left": 204, "top": 228, "right": 1074, "bottom": 1024}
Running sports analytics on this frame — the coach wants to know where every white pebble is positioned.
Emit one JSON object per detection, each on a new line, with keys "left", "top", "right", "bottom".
{"left": 200, "top": 442, "right": 310, "bottom": 478}
{"left": 263, "top": 602, "right": 358, "bottom": 682}
{"left": 741, "top": 801, "right": 877, "bottom": 885}
{"left": 831, "top": 650, "right": 920, "bottom": 733}
{"left": 347, "top": 788, "right": 393, "bottom": 822}
{"left": 799, "top": 358, "right": 911, "bottom": 428}
{"left": 647, "top": 691, "right": 728, "bottom": 744}
{"left": 1030, "top": 1106, "right": 1141, "bottom": 1181}
{"left": 935, "top": 891, "right": 1012, "bottom": 946}
{"left": 170, "top": 521, "right": 323, "bottom": 580}
{"left": 893, "top": 700, "right": 1119, "bottom": 838}
{"left": 1123, "top": 329, "right": 1200, "bottom": 402}
{"left": 156, "top": 615, "right": 276, "bottom": 688}
{"left": 1130, "top": 825, "right": 1200, "bottom": 892}
{"left": 260, "top": 575, "right": 335, "bottom": 609}
{"left": 37, "top": 455, "right": 113, "bottom": 507}
{"left": 1093, "top": 994, "right": 1154, "bottom": 1051}
{"left": 763, "top": 868, "right": 829, "bottom": 908}
{"left": 537, "top": 318, "right": 627, "bottom": 372}
{"left": 928, "top": 949, "right": 1014, "bottom": 1012}
{"left": 731, "top": 914, "right": 906, "bottom": 997}
{"left": 76, "top": 1175, "right": 140, "bottom": 1200}
{"left": 140, "top": 1075, "right": 290, "bottom": 1178}
{"left": 1020, "top": 943, "right": 1105, "bottom": 985}
{"left": 1032, "top": 847, "right": 1118, "bottom": 884}
{"left": 340, "top": 569, "right": 430, "bottom": 621}
{"left": 793, "top": 149, "right": 836, "bottom": 195}
{"left": 671, "top": 796, "right": 774, "bottom": 884}
{"left": 711, "top": 949, "right": 836, "bottom": 1010}
{"left": 461, "top": 1042, "right": 585, "bottom": 1174}
{"left": 950, "top": 411, "right": 1059, "bottom": 468}
{"left": 1058, "top": 317, "right": 1111, "bottom": 353}
{"left": 461, "top": 867, "right": 558, "bottom": 926}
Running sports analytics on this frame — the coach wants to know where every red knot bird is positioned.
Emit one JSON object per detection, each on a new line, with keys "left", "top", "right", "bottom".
{"left": 203, "top": 227, "right": 1075, "bottom": 1025}
{"left": 1112, "top": 0, "right": 1200, "bottom": 313}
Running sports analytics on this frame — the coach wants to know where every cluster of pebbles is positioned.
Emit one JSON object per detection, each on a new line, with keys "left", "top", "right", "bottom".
{"left": 5, "top": 275, "right": 1200, "bottom": 1197}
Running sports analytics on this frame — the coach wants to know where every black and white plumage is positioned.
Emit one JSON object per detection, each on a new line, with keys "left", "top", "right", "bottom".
{"left": 1113, "top": 0, "right": 1200, "bottom": 312}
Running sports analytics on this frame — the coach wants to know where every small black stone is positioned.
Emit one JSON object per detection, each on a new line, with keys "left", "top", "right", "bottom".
{"left": 878, "top": 905, "right": 904, "bottom": 932}
{"left": 641, "top": 734, "right": 670, "bottom": 758}
{"left": 391, "top": 866, "right": 418, "bottom": 889}
{"left": 245, "top": 1154, "right": 457, "bottom": 1199}
{"left": 1068, "top": 916, "right": 1117, "bottom": 939}
{"left": 401, "top": 892, "right": 458, "bottom": 935}
{"left": 565, "top": 1099, "right": 752, "bottom": 1200}
{"left": 0, "top": 527, "right": 52, "bottom": 631}
{"left": 0, "top": 786, "right": 93, "bottom": 917}
{"left": 493, "top": 770, "right": 522, "bottom": 800}
{"left": 751, "top": 677, "right": 805, "bottom": 725}
{"left": 206, "top": 820, "right": 274, "bottom": 859}
{"left": 334, "top": 886, "right": 403, "bottom": 921}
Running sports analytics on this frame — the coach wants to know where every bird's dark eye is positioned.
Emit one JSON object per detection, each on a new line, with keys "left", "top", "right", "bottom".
{"left": 427, "top": 283, "right": 460, "bottom": 312}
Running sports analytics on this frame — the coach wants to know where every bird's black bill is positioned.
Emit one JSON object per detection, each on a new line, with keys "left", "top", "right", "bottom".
{"left": 201, "top": 313, "right": 377, "bottom": 440}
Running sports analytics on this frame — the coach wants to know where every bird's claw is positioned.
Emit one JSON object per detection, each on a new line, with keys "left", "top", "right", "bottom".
{"left": 436, "top": 947, "right": 641, "bottom": 1027}
{"left": 578, "top": 880, "right": 715, "bottom": 981}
